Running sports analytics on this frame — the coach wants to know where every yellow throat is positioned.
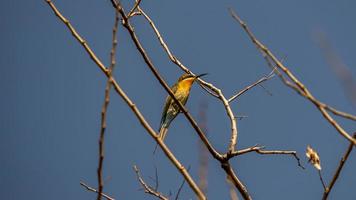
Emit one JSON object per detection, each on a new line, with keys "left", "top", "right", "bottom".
{"left": 177, "top": 77, "right": 195, "bottom": 92}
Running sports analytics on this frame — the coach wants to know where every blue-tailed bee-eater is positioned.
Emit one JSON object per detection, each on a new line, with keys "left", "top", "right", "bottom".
{"left": 158, "top": 73, "right": 207, "bottom": 141}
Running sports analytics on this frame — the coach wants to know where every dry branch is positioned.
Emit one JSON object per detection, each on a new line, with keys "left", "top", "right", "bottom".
{"left": 133, "top": 165, "right": 169, "bottom": 200}
{"left": 80, "top": 181, "right": 115, "bottom": 200}
{"left": 127, "top": 0, "right": 142, "bottom": 18}
{"left": 230, "top": 145, "right": 305, "bottom": 169}
{"left": 322, "top": 133, "right": 355, "bottom": 199}
{"left": 318, "top": 170, "right": 327, "bottom": 191}
{"left": 228, "top": 69, "right": 275, "bottom": 103}
{"left": 97, "top": 11, "right": 119, "bottom": 200}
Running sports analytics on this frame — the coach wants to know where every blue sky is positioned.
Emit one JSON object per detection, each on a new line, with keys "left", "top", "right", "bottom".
{"left": 1, "top": 0, "right": 355, "bottom": 199}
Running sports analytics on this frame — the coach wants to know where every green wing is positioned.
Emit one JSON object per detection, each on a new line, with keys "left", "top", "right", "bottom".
{"left": 159, "top": 84, "right": 178, "bottom": 129}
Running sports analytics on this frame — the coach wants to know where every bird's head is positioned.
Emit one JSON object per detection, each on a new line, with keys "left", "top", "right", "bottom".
{"left": 177, "top": 73, "right": 207, "bottom": 90}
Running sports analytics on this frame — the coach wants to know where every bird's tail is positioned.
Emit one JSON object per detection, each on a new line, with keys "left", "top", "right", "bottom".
{"left": 158, "top": 126, "right": 169, "bottom": 141}
{"left": 153, "top": 126, "right": 169, "bottom": 154}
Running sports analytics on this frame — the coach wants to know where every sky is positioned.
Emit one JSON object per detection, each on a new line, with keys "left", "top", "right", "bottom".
{"left": 1, "top": 0, "right": 355, "bottom": 199}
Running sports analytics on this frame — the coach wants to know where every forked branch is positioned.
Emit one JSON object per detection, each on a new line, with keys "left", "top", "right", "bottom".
{"left": 133, "top": 165, "right": 169, "bottom": 200}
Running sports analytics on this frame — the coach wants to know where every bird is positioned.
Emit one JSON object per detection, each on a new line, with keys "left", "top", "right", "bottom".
{"left": 154, "top": 73, "right": 207, "bottom": 153}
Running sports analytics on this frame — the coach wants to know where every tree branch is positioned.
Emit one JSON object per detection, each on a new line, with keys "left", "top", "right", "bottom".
{"left": 228, "top": 69, "right": 275, "bottom": 103}
{"left": 97, "top": 11, "right": 119, "bottom": 200}
{"left": 322, "top": 133, "right": 355, "bottom": 199}
{"left": 318, "top": 170, "right": 327, "bottom": 191}
{"left": 80, "top": 181, "right": 115, "bottom": 200}
{"left": 133, "top": 165, "right": 169, "bottom": 200}
{"left": 127, "top": 0, "right": 142, "bottom": 18}
{"left": 229, "top": 145, "right": 305, "bottom": 169}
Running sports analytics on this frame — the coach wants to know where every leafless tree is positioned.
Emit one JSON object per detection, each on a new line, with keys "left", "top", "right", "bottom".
{"left": 45, "top": 1, "right": 355, "bottom": 199}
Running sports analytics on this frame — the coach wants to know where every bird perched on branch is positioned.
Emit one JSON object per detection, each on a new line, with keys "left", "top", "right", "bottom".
{"left": 154, "top": 73, "right": 207, "bottom": 153}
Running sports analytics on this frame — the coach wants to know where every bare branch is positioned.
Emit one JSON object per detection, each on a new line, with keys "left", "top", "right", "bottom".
{"left": 80, "top": 181, "right": 115, "bottom": 200}
{"left": 318, "top": 170, "right": 327, "bottom": 191}
{"left": 231, "top": 145, "right": 264, "bottom": 156}
{"left": 228, "top": 69, "right": 276, "bottom": 103}
{"left": 127, "top": 0, "right": 142, "bottom": 18}
{"left": 133, "top": 165, "right": 169, "bottom": 200}
{"left": 323, "top": 104, "right": 356, "bottom": 121}
{"left": 200, "top": 83, "right": 220, "bottom": 99}
{"left": 322, "top": 133, "right": 355, "bottom": 199}
{"left": 230, "top": 146, "right": 305, "bottom": 169}
{"left": 96, "top": 11, "right": 119, "bottom": 200}
{"left": 229, "top": 8, "right": 356, "bottom": 145}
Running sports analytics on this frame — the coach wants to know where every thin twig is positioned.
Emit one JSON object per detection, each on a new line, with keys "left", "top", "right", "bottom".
{"left": 97, "top": 11, "right": 119, "bottom": 200}
{"left": 46, "top": 1, "right": 205, "bottom": 199}
{"left": 133, "top": 165, "right": 169, "bottom": 200}
{"left": 318, "top": 170, "right": 327, "bottom": 191}
{"left": 228, "top": 69, "right": 276, "bottom": 103}
{"left": 229, "top": 8, "right": 356, "bottom": 145}
{"left": 230, "top": 146, "right": 305, "bottom": 169}
{"left": 322, "top": 133, "right": 355, "bottom": 199}
{"left": 127, "top": 0, "right": 142, "bottom": 18}
{"left": 80, "top": 181, "right": 115, "bottom": 200}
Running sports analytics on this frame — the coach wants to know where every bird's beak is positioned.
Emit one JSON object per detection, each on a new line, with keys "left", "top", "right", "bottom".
{"left": 195, "top": 73, "right": 208, "bottom": 79}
